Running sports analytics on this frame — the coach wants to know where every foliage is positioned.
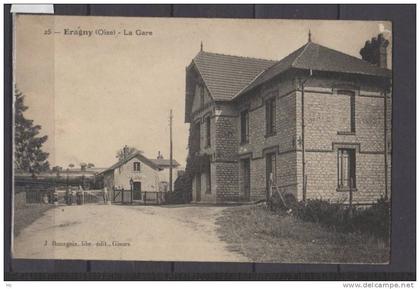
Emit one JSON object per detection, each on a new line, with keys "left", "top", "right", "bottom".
{"left": 179, "top": 124, "right": 201, "bottom": 203}
{"left": 268, "top": 193, "right": 390, "bottom": 240}
{"left": 218, "top": 205, "right": 389, "bottom": 263}
{"left": 349, "top": 197, "right": 390, "bottom": 240}
{"left": 14, "top": 89, "right": 50, "bottom": 175}
{"left": 51, "top": 166, "right": 63, "bottom": 172}
{"left": 115, "top": 146, "right": 142, "bottom": 161}
{"left": 51, "top": 166, "right": 63, "bottom": 177}
{"left": 167, "top": 173, "right": 192, "bottom": 204}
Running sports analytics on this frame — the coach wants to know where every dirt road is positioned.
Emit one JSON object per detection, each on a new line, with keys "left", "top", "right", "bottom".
{"left": 13, "top": 204, "right": 247, "bottom": 262}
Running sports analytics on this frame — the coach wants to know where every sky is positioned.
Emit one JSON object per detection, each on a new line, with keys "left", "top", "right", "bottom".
{"left": 15, "top": 15, "right": 392, "bottom": 169}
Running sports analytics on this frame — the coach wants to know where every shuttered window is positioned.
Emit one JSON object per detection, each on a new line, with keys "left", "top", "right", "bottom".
{"left": 265, "top": 98, "right": 276, "bottom": 136}
{"left": 337, "top": 149, "right": 356, "bottom": 189}
{"left": 133, "top": 162, "right": 141, "bottom": 172}
{"left": 240, "top": 109, "right": 249, "bottom": 144}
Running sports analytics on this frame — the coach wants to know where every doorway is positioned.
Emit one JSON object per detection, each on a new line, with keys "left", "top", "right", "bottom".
{"left": 196, "top": 173, "right": 201, "bottom": 202}
{"left": 133, "top": 181, "right": 142, "bottom": 201}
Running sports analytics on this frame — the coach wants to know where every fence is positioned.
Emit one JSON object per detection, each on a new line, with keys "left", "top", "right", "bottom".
{"left": 25, "top": 188, "right": 53, "bottom": 204}
{"left": 83, "top": 190, "right": 102, "bottom": 204}
{"left": 16, "top": 185, "right": 103, "bottom": 206}
{"left": 112, "top": 189, "right": 166, "bottom": 205}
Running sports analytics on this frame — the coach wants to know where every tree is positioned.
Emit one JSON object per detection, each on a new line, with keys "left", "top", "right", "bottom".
{"left": 87, "top": 163, "right": 95, "bottom": 168}
{"left": 80, "top": 162, "right": 87, "bottom": 171}
{"left": 52, "top": 166, "right": 62, "bottom": 172}
{"left": 52, "top": 166, "right": 63, "bottom": 177}
{"left": 14, "top": 89, "right": 50, "bottom": 175}
{"left": 115, "top": 145, "right": 142, "bottom": 161}
{"left": 68, "top": 164, "right": 75, "bottom": 169}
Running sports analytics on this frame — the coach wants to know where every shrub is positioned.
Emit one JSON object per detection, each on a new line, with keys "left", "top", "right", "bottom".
{"left": 166, "top": 174, "right": 192, "bottom": 204}
{"left": 294, "top": 199, "right": 352, "bottom": 230}
{"left": 268, "top": 193, "right": 390, "bottom": 240}
{"left": 349, "top": 197, "right": 390, "bottom": 239}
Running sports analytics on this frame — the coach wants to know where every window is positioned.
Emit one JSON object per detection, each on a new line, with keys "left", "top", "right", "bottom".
{"left": 337, "top": 149, "right": 356, "bottom": 190}
{"left": 337, "top": 90, "right": 356, "bottom": 134}
{"left": 205, "top": 116, "right": 211, "bottom": 147}
{"left": 240, "top": 110, "right": 249, "bottom": 144}
{"left": 200, "top": 85, "right": 205, "bottom": 107}
{"left": 265, "top": 98, "right": 276, "bottom": 136}
{"left": 133, "top": 162, "right": 141, "bottom": 172}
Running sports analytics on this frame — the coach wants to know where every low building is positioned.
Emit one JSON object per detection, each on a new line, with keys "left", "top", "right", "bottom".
{"left": 150, "top": 151, "right": 181, "bottom": 192}
{"left": 99, "top": 150, "right": 180, "bottom": 203}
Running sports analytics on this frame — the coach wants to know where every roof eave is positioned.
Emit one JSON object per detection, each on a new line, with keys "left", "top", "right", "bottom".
{"left": 235, "top": 66, "right": 391, "bottom": 99}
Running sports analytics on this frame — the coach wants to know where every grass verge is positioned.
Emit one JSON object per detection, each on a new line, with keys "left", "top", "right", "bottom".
{"left": 216, "top": 204, "right": 389, "bottom": 264}
{"left": 13, "top": 204, "right": 52, "bottom": 237}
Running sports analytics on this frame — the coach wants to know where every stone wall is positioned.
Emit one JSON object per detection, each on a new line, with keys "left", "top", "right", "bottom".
{"left": 237, "top": 75, "right": 299, "bottom": 201}
{"left": 305, "top": 151, "right": 386, "bottom": 203}
{"left": 300, "top": 73, "right": 391, "bottom": 203}
{"left": 215, "top": 162, "right": 239, "bottom": 202}
{"left": 186, "top": 66, "right": 391, "bottom": 204}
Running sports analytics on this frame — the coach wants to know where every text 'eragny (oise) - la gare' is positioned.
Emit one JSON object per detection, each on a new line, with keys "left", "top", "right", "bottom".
{"left": 44, "top": 27, "right": 153, "bottom": 37}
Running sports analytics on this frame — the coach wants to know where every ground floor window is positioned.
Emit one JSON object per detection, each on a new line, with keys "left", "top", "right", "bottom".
{"left": 337, "top": 149, "right": 356, "bottom": 190}
{"left": 206, "top": 162, "right": 211, "bottom": 194}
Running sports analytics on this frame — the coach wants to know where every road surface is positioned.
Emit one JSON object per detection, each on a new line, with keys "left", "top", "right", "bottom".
{"left": 13, "top": 204, "right": 247, "bottom": 262}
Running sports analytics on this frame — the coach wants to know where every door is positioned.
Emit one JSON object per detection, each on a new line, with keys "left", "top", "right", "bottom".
{"left": 133, "top": 182, "right": 142, "bottom": 200}
{"left": 266, "top": 153, "right": 276, "bottom": 198}
{"left": 196, "top": 173, "right": 201, "bottom": 202}
{"left": 242, "top": 159, "right": 251, "bottom": 201}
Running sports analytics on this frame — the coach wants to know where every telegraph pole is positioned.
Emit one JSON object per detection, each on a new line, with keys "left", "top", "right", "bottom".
{"left": 169, "top": 109, "right": 173, "bottom": 194}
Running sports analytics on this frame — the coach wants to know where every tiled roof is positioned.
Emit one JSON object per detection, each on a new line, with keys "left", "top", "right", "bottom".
{"left": 98, "top": 152, "right": 159, "bottom": 174}
{"left": 193, "top": 51, "right": 276, "bottom": 101}
{"left": 238, "top": 42, "right": 391, "bottom": 96}
{"left": 150, "top": 159, "right": 180, "bottom": 168}
{"left": 191, "top": 42, "right": 391, "bottom": 102}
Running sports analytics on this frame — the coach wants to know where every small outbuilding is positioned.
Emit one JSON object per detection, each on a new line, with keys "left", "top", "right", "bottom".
{"left": 98, "top": 150, "right": 180, "bottom": 204}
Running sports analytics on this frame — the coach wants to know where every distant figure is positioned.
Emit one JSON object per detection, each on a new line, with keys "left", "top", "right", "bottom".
{"left": 66, "top": 188, "right": 73, "bottom": 205}
{"left": 103, "top": 187, "right": 108, "bottom": 204}
{"left": 76, "top": 185, "right": 83, "bottom": 205}
{"left": 42, "top": 193, "right": 49, "bottom": 204}
{"left": 53, "top": 189, "right": 59, "bottom": 206}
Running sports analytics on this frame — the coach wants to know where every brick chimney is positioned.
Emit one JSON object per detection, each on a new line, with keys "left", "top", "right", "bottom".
{"left": 157, "top": 151, "right": 164, "bottom": 159}
{"left": 360, "top": 33, "right": 389, "bottom": 68}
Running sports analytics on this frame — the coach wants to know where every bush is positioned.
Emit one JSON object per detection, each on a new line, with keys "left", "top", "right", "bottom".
{"left": 166, "top": 174, "right": 192, "bottom": 204}
{"left": 268, "top": 193, "right": 390, "bottom": 240}
{"left": 295, "top": 199, "right": 352, "bottom": 230}
{"left": 349, "top": 197, "right": 390, "bottom": 239}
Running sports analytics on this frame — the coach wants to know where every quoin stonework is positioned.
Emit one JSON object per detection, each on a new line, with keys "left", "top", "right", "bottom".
{"left": 184, "top": 34, "right": 392, "bottom": 204}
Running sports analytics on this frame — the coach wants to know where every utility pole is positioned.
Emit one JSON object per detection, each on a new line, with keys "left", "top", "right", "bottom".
{"left": 169, "top": 109, "right": 173, "bottom": 194}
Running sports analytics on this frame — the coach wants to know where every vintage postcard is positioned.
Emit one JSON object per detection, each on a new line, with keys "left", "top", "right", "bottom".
{"left": 12, "top": 15, "right": 392, "bottom": 263}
